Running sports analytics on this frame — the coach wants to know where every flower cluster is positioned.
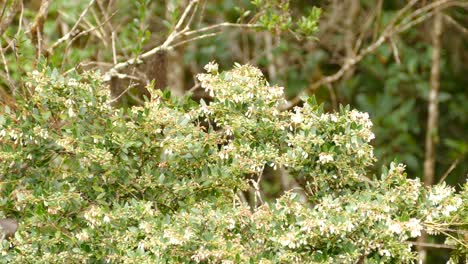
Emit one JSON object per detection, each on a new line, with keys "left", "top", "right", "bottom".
{"left": 0, "top": 64, "right": 466, "bottom": 263}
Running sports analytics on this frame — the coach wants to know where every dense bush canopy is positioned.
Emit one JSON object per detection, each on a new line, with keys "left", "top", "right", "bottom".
{"left": 0, "top": 64, "right": 466, "bottom": 263}
{"left": 0, "top": 0, "right": 467, "bottom": 263}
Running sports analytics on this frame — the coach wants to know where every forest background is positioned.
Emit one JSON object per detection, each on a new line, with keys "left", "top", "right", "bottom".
{"left": 0, "top": 0, "right": 467, "bottom": 263}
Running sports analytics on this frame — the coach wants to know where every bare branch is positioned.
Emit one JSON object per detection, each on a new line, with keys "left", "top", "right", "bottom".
{"left": 390, "top": 37, "right": 401, "bottom": 64}
{"left": 28, "top": 0, "right": 51, "bottom": 63}
{"left": 102, "top": 0, "right": 259, "bottom": 82}
{"left": 174, "top": 0, "right": 198, "bottom": 32}
{"left": 408, "top": 241, "right": 455, "bottom": 249}
{"left": 182, "top": 22, "right": 261, "bottom": 37}
{"left": 423, "top": 8, "right": 443, "bottom": 187}
{"left": 280, "top": 0, "right": 455, "bottom": 111}
{"left": 112, "top": 31, "right": 117, "bottom": 64}
{"left": 419, "top": 7, "right": 444, "bottom": 263}
{"left": 171, "top": 32, "right": 220, "bottom": 49}
{"left": 443, "top": 14, "right": 468, "bottom": 37}
{"left": 48, "top": 0, "right": 97, "bottom": 54}
{"left": 439, "top": 157, "right": 461, "bottom": 184}
{"left": 0, "top": 0, "right": 21, "bottom": 37}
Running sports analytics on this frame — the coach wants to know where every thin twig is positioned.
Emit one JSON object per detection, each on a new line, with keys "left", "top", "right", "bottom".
{"left": 443, "top": 14, "right": 468, "bottom": 36}
{"left": 36, "top": 29, "right": 42, "bottom": 61}
{"left": 187, "top": 82, "right": 201, "bottom": 94}
{"left": 102, "top": 0, "right": 195, "bottom": 80}
{"left": 419, "top": 7, "right": 443, "bottom": 262}
{"left": 390, "top": 37, "right": 401, "bottom": 64}
{"left": 184, "top": 0, "right": 200, "bottom": 31}
{"left": 327, "top": 83, "right": 338, "bottom": 110}
{"left": 29, "top": 0, "right": 51, "bottom": 39}
{"left": 108, "top": 82, "right": 139, "bottom": 104}
{"left": 174, "top": 0, "right": 198, "bottom": 32}
{"left": 68, "top": 11, "right": 117, "bottom": 44}
{"left": 182, "top": 22, "right": 261, "bottom": 37}
{"left": 28, "top": 0, "right": 51, "bottom": 65}
{"left": 103, "top": 0, "right": 199, "bottom": 80}
{"left": 280, "top": 0, "right": 454, "bottom": 111}
{"left": 0, "top": 43, "right": 13, "bottom": 89}
{"left": 386, "top": 0, "right": 420, "bottom": 30}
{"left": 48, "top": 0, "right": 97, "bottom": 54}
{"left": 171, "top": 32, "right": 220, "bottom": 49}
{"left": 112, "top": 32, "right": 117, "bottom": 65}
{"left": 0, "top": 2, "right": 23, "bottom": 53}
{"left": 423, "top": 7, "right": 443, "bottom": 187}
{"left": 60, "top": 11, "right": 116, "bottom": 68}
{"left": 0, "top": 0, "right": 21, "bottom": 37}
{"left": 102, "top": 0, "right": 261, "bottom": 83}
{"left": 90, "top": 6, "right": 108, "bottom": 46}
{"left": 0, "top": 0, "right": 7, "bottom": 22}
{"left": 438, "top": 158, "right": 461, "bottom": 184}
{"left": 408, "top": 241, "right": 455, "bottom": 249}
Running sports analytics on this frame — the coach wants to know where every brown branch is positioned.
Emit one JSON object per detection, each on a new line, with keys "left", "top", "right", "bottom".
{"left": 60, "top": 11, "right": 117, "bottom": 68}
{"left": 102, "top": 0, "right": 259, "bottom": 82}
{"left": 182, "top": 22, "right": 261, "bottom": 37}
{"left": 423, "top": 8, "right": 443, "bottom": 187}
{"left": 443, "top": 14, "right": 468, "bottom": 37}
{"left": 438, "top": 157, "right": 461, "bottom": 184}
{"left": 419, "top": 7, "right": 443, "bottom": 263}
{"left": 102, "top": 0, "right": 200, "bottom": 81}
{"left": 409, "top": 241, "right": 455, "bottom": 250}
{"left": 280, "top": 0, "right": 454, "bottom": 111}
{"left": 171, "top": 32, "right": 220, "bottom": 49}
{"left": 0, "top": 0, "right": 21, "bottom": 37}
{"left": 29, "top": 0, "right": 51, "bottom": 62}
{"left": 47, "top": 0, "right": 96, "bottom": 54}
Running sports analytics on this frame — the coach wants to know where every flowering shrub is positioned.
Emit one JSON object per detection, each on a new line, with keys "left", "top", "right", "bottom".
{"left": 0, "top": 64, "right": 466, "bottom": 263}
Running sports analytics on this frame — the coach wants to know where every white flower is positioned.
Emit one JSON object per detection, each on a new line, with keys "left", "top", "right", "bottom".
{"left": 219, "top": 151, "right": 228, "bottom": 160}
{"left": 366, "top": 131, "right": 375, "bottom": 142}
{"left": 345, "top": 221, "right": 355, "bottom": 232}
{"left": 68, "top": 108, "right": 76, "bottom": 117}
{"left": 67, "top": 78, "right": 78, "bottom": 87}
{"left": 349, "top": 110, "right": 373, "bottom": 128}
{"left": 270, "top": 162, "right": 277, "bottom": 170}
{"left": 164, "top": 148, "right": 173, "bottom": 156}
{"left": 379, "top": 249, "right": 391, "bottom": 257}
{"left": 227, "top": 219, "right": 236, "bottom": 230}
{"left": 387, "top": 221, "right": 403, "bottom": 234}
{"left": 225, "top": 126, "right": 233, "bottom": 136}
{"left": 279, "top": 231, "right": 297, "bottom": 248}
{"left": 428, "top": 183, "right": 452, "bottom": 205}
{"left": 103, "top": 215, "right": 111, "bottom": 223}
{"left": 184, "top": 229, "right": 193, "bottom": 240}
{"left": 139, "top": 222, "right": 152, "bottom": 233}
{"left": 318, "top": 152, "right": 333, "bottom": 164}
{"left": 319, "top": 114, "right": 329, "bottom": 121}
{"left": 441, "top": 201, "right": 460, "bottom": 216}
{"left": 201, "top": 104, "right": 212, "bottom": 115}
{"left": 75, "top": 231, "right": 89, "bottom": 241}
{"left": 349, "top": 110, "right": 360, "bottom": 121}
{"left": 137, "top": 241, "right": 145, "bottom": 251}
{"left": 65, "top": 99, "right": 74, "bottom": 106}
{"left": 291, "top": 109, "right": 303, "bottom": 124}
{"left": 406, "top": 218, "right": 422, "bottom": 237}
{"left": 163, "top": 230, "right": 183, "bottom": 245}
{"left": 204, "top": 61, "right": 219, "bottom": 73}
